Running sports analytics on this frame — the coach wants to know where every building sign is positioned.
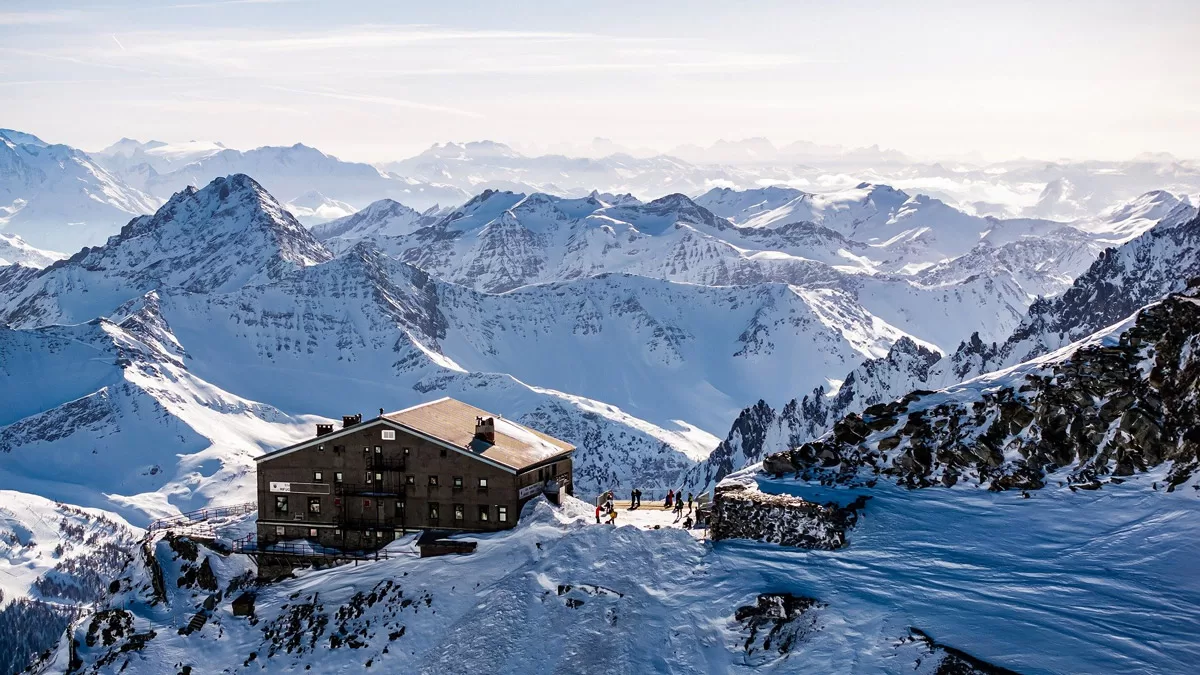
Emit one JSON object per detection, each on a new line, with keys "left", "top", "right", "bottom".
{"left": 269, "top": 482, "right": 330, "bottom": 495}
{"left": 518, "top": 482, "right": 543, "bottom": 500}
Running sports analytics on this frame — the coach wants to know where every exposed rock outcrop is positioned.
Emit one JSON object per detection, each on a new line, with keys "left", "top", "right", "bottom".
{"left": 709, "top": 482, "right": 868, "bottom": 549}
{"left": 734, "top": 593, "right": 825, "bottom": 665}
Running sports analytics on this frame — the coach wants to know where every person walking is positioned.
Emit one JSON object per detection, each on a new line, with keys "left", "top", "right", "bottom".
{"left": 595, "top": 504, "right": 602, "bottom": 524}
{"left": 687, "top": 492, "right": 694, "bottom": 512}
{"left": 665, "top": 489, "right": 674, "bottom": 509}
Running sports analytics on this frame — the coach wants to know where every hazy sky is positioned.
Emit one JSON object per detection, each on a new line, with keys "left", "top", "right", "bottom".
{"left": 4, "top": 0, "right": 1199, "bottom": 162}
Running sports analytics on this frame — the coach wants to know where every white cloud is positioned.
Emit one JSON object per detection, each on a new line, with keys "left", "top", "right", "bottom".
{"left": 0, "top": 10, "right": 84, "bottom": 25}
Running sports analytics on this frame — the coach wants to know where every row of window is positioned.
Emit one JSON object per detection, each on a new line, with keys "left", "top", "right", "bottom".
{"left": 274, "top": 526, "right": 394, "bottom": 538}
{"left": 307, "top": 471, "right": 489, "bottom": 489}
{"left": 271, "top": 501, "right": 509, "bottom": 524}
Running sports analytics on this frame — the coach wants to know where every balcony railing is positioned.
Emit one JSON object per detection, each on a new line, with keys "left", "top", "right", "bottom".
{"left": 368, "top": 455, "right": 406, "bottom": 472}
{"left": 334, "top": 482, "right": 407, "bottom": 497}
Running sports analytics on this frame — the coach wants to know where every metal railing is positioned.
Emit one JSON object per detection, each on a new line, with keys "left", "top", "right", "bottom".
{"left": 334, "top": 482, "right": 407, "bottom": 497}
{"left": 146, "top": 501, "right": 257, "bottom": 533}
{"left": 232, "top": 533, "right": 392, "bottom": 561}
{"left": 369, "top": 455, "right": 406, "bottom": 471}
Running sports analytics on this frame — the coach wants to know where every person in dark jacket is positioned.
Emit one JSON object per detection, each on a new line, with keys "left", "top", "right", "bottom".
{"left": 665, "top": 489, "right": 674, "bottom": 508}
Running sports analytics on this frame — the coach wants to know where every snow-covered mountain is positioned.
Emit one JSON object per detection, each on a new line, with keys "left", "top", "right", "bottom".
{"left": 380, "top": 141, "right": 777, "bottom": 202}
{"left": 0, "top": 174, "right": 330, "bottom": 329}
{"left": 0, "top": 233, "right": 63, "bottom": 268}
{"left": 138, "top": 143, "right": 469, "bottom": 211}
{"left": 330, "top": 188, "right": 1066, "bottom": 351}
{"left": 1, "top": 175, "right": 963, "bottom": 525}
{"left": 309, "top": 198, "right": 445, "bottom": 252}
{"left": 689, "top": 205, "right": 1200, "bottom": 488}
{"left": 284, "top": 190, "right": 356, "bottom": 225}
{"left": 91, "top": 138, "right": 228, "bottom": 192}
{"left": 0, "top": 148, "right": 1197, "bottom": 672}
{"left": 0, "top": 131, "right": 159, "bottom": 252}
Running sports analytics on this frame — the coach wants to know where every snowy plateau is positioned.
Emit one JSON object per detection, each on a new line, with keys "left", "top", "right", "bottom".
{"left": 0, "top": 128, "right": 1198, "bottom": 673}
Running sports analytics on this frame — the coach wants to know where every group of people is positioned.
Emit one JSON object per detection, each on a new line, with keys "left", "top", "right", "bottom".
{"left": 595, "top": 490, "right": 618, "bottom": 524}
{"left": 592, "top": 487, "right": 701, "bottom": 528}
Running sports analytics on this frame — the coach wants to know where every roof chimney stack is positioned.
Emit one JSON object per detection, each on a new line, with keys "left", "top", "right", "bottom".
{"left": 342, "top": 413, "right": 362, "bottom": 428}
{"left": 475, "top": 416, "right": 496, "bottom": 444}
{"left": 316, "top": 423, "right": 334, "bottom": 437}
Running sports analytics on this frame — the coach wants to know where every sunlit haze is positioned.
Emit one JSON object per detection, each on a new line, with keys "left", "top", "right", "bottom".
{"left": 4, "top": 0, "right": 1199, "bottom": 162}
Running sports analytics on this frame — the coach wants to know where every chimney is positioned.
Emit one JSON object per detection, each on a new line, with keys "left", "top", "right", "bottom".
{"left": 316, "top": 423, "right": 334, "bottom": 437}
{"left": 342, "top": 413, "right": 362, "bottom": 428}
{"left": 475, "top": 416, "right": 495, "bottom": 444}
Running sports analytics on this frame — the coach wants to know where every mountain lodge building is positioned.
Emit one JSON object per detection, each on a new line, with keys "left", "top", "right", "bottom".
{"left": 254, "top": 397, "right": 575, "bottom": 551}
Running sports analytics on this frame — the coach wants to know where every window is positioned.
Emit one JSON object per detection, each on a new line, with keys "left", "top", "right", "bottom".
{"left": 308, "top": 497, "right": 321, "bottom": 515}
{"left": 478, "top": 477, "right": 488, "bottom": 489}
{"left": 428, "top": 503, "right": 440, "bottom": 521}
{"left": 313, "top": 471, "right": 323, "bottom": 482}
{"left": 406, "top": 475, "right": 415, "bottom": 485}
{"left": 275, "top": 526, "right": 285, "bottom": 536}
{"left": 394, "top": 501, "right": 405, "bottom": 518}
{"left": 453, "top": 476, "right": 464, "bottom": 489}
{"left": 364, "top": 499, "right": 372, "bottom": 508}
{"left": 478, "top": 506, "right": 490, "bottom": 522}
{"left": 366, "top": 471, "right": 372, "bottom": 482}
{"left": 334, "top": 528, "right": 341, "bottom": 536}
{"left": 364, "top": 446, "right": 370, "bottom": 454}
{"left": 318, "top": 444, "right": 325, "bottom": 452}
{"left": 375, "top": 472, "right": 383, "bottom": 482}
{"left": 275, "top": 496, "right": 288, "bottom": 514}
{"left": 375, "top": 446, "right": 382, "bottom": 454}
{"left": 498, "top": 506, "right": 508, "bottom": 523}
{"left": 403, "top": 447, "right": 411, "bottom": 455}
{"left": 335, "top": 472, "right": 343, "bottom": 483}
{"left": 308, "top": 528, "right": 317, "bottom": 538}
{"left": 454, "top": 504, "right": 465, "bottom": 521}
{"left": 429, "top": 475, "right": 439, "bottom": 487}
{"left": 440, "top": 449, "right": 447, "bottom": 457}
{"left": 381, "top": 430, "right": 396, "bottom": 440}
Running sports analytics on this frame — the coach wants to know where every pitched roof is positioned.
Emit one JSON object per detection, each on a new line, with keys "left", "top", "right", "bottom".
{"left": 383, "top": 397, "right": 574, "bottom": 470}
{"left": 256, "top": 397, "right": 574, "bottom": 472}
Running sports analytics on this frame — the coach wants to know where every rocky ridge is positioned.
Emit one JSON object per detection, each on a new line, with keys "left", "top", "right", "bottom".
{"left": 762, "top": 286, "right": 1200, "bottom": 492}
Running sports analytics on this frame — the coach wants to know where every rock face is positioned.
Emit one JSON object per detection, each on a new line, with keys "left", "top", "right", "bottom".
{"left": 897, "top": 628, "right": 1021, "bottom": 675}
{"left": 686, "top": 337, "right": 943, "bottom": 490}
{"left": 709, "top": 482, "right": 868, "bottom": 549}
{"left": 733, "top": 593, "right": 825, "bottom": 666}
{"left": 762, "top": 288, "right": 1200, "bottom": 492}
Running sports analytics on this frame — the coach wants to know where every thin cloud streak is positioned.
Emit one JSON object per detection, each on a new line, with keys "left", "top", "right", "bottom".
{"left": 0, "top": 10, "right": 84, "bottom": 25}
{"left": 266, "top": 85, "right": 483, "bottom": 119}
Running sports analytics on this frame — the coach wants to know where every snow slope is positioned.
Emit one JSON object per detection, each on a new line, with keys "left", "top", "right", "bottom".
{"left": 0, "top": 132, "right": 159, "bottom": 252}
{"left": 0, "top": 233, "right": 63, "bottom": 268}
{"left": 283, "top": 190, "right": 355, "bottom": 225}
{"left": 55, "top": 483, "right": 1200, "bottom": 674}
